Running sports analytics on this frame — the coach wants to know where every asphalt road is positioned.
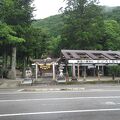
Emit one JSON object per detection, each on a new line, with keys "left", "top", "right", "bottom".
{"left": 1, "top": 86, "right": 120, "bottom": 120}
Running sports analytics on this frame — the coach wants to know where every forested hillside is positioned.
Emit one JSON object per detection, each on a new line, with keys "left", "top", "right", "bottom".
{"left": 32, "top": 6, "right": 120, "bottom": 38}
{"left": 32, "top": 14, "right": 64, "bottom": 37}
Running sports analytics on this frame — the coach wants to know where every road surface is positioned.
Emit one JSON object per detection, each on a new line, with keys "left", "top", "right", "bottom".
{"left": 0, "top": 85, "right": 120, "bottom": 119}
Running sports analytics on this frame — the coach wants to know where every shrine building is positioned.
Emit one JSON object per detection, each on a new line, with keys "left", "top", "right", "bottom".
{"left": 60, "top": 50, "right": 120, "bottom": 81}
{"left": 31, "top": 50, "right": 120, "bottom": 81}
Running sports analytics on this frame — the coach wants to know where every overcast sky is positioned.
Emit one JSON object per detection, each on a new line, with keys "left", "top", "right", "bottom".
{"left": 33, "top": 0, "right": 120, "bottom": 19}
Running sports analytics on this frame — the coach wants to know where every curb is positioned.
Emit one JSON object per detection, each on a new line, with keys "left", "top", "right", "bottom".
{"left": 22, "top": 87, "right": 85, "bottom": 92}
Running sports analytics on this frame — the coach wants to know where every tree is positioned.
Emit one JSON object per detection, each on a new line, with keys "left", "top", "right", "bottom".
{"left": 101, "top": 20, "right": 120, "bottom": 50}
{"left": 0, "top": 0, "right": 34, "bottom": 79}
{"left": 17, "top": 27, "right": 50, "bottom": 60}
{"left": 108, "top": 65, "right": 120, "bottom": 80}
{"left": 0, "top": 22, "right": 24, "bottom": 78}
{"left": 60, "top": 0, "right": 104, "bottom": 50}
{"left": 103, "top": 6, "right": 120, "bottom": 23}
{"left": 0, "top": 0, "right": 34, "bottom": 25}
{"left": 48, "top": 35, "right": 62, "bottom": 57}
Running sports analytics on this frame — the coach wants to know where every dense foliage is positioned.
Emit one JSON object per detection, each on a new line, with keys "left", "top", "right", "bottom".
{"left": 32, "top": 5, "right": 120, "bottom": 55}
{"left": 0, "top": 0, "right": 51, "bottom": 78}
{"left": 60, "top": 0, "right": 104, "bottom": 50}
{"left": 1, "top": 0, "right": 120, "bottom": 79}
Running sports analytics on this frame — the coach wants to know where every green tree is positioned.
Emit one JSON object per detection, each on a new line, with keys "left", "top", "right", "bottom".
{"left": 48, "top": 35, "right": 61, "bottom": 57}
{"left": 103, "top": 6, "right": 120, "bottom": 23}
{"left": 0, "top": 0, "right": 34, "bottom": 79}
{"left": 101, "top": 20, "right": 120, "bottom": 50}
{"left": 108, "top": 65, "right": 120, "bottom": 80}
{"left": 0, "top": 22, "right": 24, "bottom": 78}
{"left": 60, "top": 0, "right": 104, "bottom": 50}
{"left": 18, "top": 27, "right": 50, "bottom": 60}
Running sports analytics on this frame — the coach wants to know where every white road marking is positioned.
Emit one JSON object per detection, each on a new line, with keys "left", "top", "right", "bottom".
{"left": 0, "top": 108, "right": 120, "bottom": 117}
{"left": 105, "top": 102, "right": 116, "bottom": 105}
{"left": 0, "top": 96, "right": 120, "bottom": 102}
{"left": 89, "top": 89, "right": 104, "bottom": 91}
{"left": 104, "top": 102, "right": 120, "bottom": 105}
{"left": 17, "top": 89, "right": 24, "bottom": 92}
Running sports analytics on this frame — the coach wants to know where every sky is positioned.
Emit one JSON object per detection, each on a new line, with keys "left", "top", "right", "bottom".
{"left": 33, "top": 0, "right": 120, "bottom": 19}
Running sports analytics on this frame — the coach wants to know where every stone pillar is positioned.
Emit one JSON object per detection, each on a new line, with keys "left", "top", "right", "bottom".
{"left": 52, "top": 63, "right": 56, "bottom": 80}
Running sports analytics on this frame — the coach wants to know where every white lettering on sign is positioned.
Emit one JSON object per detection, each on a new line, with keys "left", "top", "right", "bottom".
{"left": 68, "top": 60, "right": 120, "bottom": 64}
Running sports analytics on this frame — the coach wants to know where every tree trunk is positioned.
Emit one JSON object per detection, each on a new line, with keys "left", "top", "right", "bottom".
{"left": 112, "top": 74, "right": 115, "bottom": 81}
{"left": 3, "top": 50, "right": 7, "bottom": 70}
{"left": 2, "top": 46, "right": 8, "bottom": 78}
{"left": 22, "top": 58, "right": 26, "bottom": 78}
{"left": 8, "top": 46, "right": 16, "bottom": 79}
{"left": 3, "top": 45, "right": 7, "bottom": 70}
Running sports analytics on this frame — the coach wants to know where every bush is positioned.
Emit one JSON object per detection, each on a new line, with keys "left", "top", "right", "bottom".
{"left": 107, "top": 65, "right": 120, "bottom": 80}
{"left": 0, "top": 68, "right": 9, "bottom": 78}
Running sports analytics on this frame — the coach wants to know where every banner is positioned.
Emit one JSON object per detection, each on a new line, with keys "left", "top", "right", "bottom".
{"left": 68, "top": 60, "right": 120, "bottom": 64}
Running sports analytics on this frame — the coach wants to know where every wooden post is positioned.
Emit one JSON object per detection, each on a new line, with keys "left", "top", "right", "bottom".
{"left": 102, "top": 66, "right": 104, "bottom": 76}
{"left": 83, "top": 66, "right": 86, "bottom": 81}
{"left": 98, "top": 66, "right": 100, "bottom": 81}
{"left": 94, "top": 65, "right": 96, "bottom": 77}
{"left": 72, "top": 63, "right": 76, "bottom": 80}
{"left": 77, "top": 63, "right": 80, "bottom": 80}
{"left": 66, "top": 64, "right": 69, "bottom": 82}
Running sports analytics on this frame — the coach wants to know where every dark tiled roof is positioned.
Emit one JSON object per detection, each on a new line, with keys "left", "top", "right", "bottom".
{"left": 31, "top": 58, "right": 59, "bottom": 64}
{"left": 61, "top": 50, "right": 120, "bottom": 60}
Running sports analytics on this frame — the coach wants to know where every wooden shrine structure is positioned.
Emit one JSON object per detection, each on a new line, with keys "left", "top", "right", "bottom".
{"left": 60, "top": 50, "right": 120, "bottom": 81}
{"left": 32, "top": 58, "right": 58, "bottom": 80}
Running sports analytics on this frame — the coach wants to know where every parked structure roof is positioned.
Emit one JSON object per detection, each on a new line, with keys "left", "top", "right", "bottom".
{"left": 61, "top": 50, "right": 120, "bottom": 60}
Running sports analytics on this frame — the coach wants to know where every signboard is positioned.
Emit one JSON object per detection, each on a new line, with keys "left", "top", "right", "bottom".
{"left": 68, "top": 60, "right": 120, "bottom": 64}
{"left": 39, "top": 64, "right": 51, "bottom": 70}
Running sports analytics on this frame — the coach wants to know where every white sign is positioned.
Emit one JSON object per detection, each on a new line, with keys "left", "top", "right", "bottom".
{"left": 68, "top": 60, "right": 120, "bottom": 64}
